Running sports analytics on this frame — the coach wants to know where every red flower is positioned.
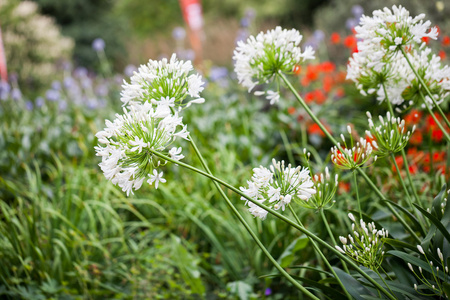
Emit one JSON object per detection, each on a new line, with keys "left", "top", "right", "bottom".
{"left": 323, "top": 75, "right": 333, "bottom": 92}
{"left": 330, "top": 32, "right": 341, "bottom": 44}
{"left": 319, "top": 61, "right": 336, "bottom": 73}
{"left": 409, "top": 130, "right": 423, "bottom": 145}
{"left": 293, "top": 65, "right": 302, "bottom": 75}
{"left": 287, "top": 107, "right": 296, "bottom": 115}
{"left": 431, "top": 129, "right": 444, "bottom": 142}
{"left": 304, "top": 92, "right": 315, "bottom": 103}
{"left": 442, "top": 36, "right": 450, "bottom": 46}
{"left": 344, "top": 35, "right": 357, "bottom": 49}
{"left": 439, "top": 50, "right": 446, "bottom": 60}
{"left": 314, "top": 89, "right": 327, "bottom": 104}
{"left": 422, "top": 37, "right": 430, "bottom": 44}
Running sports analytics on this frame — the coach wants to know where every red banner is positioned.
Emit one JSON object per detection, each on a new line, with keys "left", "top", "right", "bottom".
{"left": 0, "top": 26, "right": 7, "bottom": 82}
{"left": 179, "top": 0, "right": 203, "bottom": 31}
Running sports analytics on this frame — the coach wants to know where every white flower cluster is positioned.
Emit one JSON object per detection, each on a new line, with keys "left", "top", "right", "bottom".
{"left": 240, "top": 159, "right": 316, "bottom": 220}
{"left": 366, "top": 111, "right": 414, "bottom": 156}
{"left": 336, "top": 213, "right": 388, "bottom": 270}
{"left": 121, "top": 54, "right": 204, "bottom": 108}
{"left": 233, "top": 26, "right": 315, "bottom": 104}
{"left": 331, "top": 126, "right": 376, "bottom": 170}
{"left": 95, "top": 100, "right": 189, "bottom": 195}
{"left": 96, "top": 55, "right": 205, "bottom": 195}
{"left": 347, "top": 5, "right": 450, "bottom": 108}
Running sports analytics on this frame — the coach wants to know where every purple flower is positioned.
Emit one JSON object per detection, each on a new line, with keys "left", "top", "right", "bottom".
{"left": 11, "top": 88, "right": 22, "bottom": 100}
{"left": 25, "top": 101, "right": 33, "bottom": 111}
{"left": 313, "top": 30, "right": 325, "bottom": 42}
{"left": 51, "top": 80, "right": 61, "bottom": 90}
{"left": 346, "top": 18, "right": 358, "bottom": 30}
{"left": 92, "top": 38, "right": 105, "bottom": 52}
{"left": 0, "top": 81, "right": 10, "bottom": 100}
{"left": 351, "top": 5, "right": 364, "bottom": 18}
{"left": 35, "top": 96, "right": 44, "bottom": 107}
{"left": 209, "top": 66, "right": 228, "bottom": 82}
{"left": 124, "top": 64, "right": 137, "bottom": 77}
{"left": 46, "top": 89, "right": 60, "bottom": 102}
{"left": 265, "top": 288, "right": 272, "bottom": 296}
{"left": 172, "top": 27, "right": 186, "bottom": 41}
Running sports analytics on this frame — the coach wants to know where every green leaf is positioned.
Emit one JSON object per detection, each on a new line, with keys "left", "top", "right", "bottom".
{"left": 277, "top": 236, "right": 309, "bottom": 268}
{"left": 388, "top": 250, "right": 448, "bottom": 282}
{"left": 442, "top": 282, "right": 450, "bottom": 298}
{"left": 384, "top": 200, "right": 425, "bottom": 237}
{"left": 226, "top": 281, "right": 253, "bottom": 300}
{"left": 332, "top": 267, "right": 375, "bottom": 300}
{"left": 383, "top": 238, "right": 417, "bottom": 252}
{"left": 431, "top": 184, "right": 447, "bottom": 220}
{"left": 414, "top": 204, "right": 450, "bottom": 243}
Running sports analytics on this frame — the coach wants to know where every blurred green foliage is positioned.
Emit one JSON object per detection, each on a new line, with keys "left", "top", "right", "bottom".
{"left": 31, "top": 0, "right": 128, "bottom": 71}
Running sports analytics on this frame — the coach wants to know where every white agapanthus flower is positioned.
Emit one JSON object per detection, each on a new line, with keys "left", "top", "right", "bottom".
{"left": 233, "top": 26, "right": 315, "bottom": 104}
{"left": 347, "top": 5, "right": 444, "bottom": 108}
{"left": 120, "top": 54, "right": 204, "bottom": 108}
{"left": 95, "top": 99, "right": 188, "bottom": 196}
{"left": 240, "top": 159, "right": 316, "bottom": 220}
{"left": 401, "top": 47, "right": 450, "bottom": 108}
{"left": 356, "top": 5, "right": 437, "bottom": 55}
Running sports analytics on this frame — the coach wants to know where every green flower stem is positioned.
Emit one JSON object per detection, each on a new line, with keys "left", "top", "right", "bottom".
{"left": 186, "top": 135, "right": 318, "bottom": 298}
{"left": 319, "top": 208, "right": 350, "bottom": 274}
{"left": 288, "top": 205, "right": 352, "bottom": 300}
{"left": 279, "top": 72, "right": 421, "bottom": 244}
{"left": 400, "top": 47, "right": 450, "bottom": 130}
{"left": 352, "top": 171, "right": 362, "bottom": 220}
{"left": 149, "top": 149, "right": 396, "bottom": 300}
{"left": 389, "top": 152, "right": 414, "bottom": 209}
{"left": 418, "top": 90, "right": 450, "bottom": 143}
{"left": 383, "top": 90, "right": 422, "bottom": 208}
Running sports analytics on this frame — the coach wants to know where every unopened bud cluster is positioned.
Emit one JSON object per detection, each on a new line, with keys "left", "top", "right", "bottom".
{"left": 300, "top": 167, "right": 338, "bottom": 210}
{"left": 409, "top": 246, "right": 449, "bottom": 298}
{"left": 366, "top": 111, "right": 414, "bottom": 156}
{"left": 336, "top": 213, "right": 388, "bottom": 270}
{"left": 240, "top": 159, "right": 316, "bottom": 220}
{"left": 331, "top": 126, "right": 376, "bottom": 170}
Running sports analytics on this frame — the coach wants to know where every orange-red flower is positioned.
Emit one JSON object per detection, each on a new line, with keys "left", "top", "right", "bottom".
{"left": 330, "top": 32, "right": 341, "bottom": 44}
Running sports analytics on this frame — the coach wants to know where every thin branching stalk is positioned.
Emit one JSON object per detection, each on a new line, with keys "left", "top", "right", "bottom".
{"left": 418, "top": 91, "right": 450, "bottom": 143}
{"left": 186, "top": 134, "right": 319, "bottom": 299}
{"left": 279, "top": 73, "right": 421, "bottom": 244}
{"left": 288, "top": 204, "right": 353, "bottom": 300}
{"left": 319, "top": 208, "right": 350, "bottom": 274}
{"left": 149, "top": 148, "right": 397, "bottom": 300}
{"left": 400, "top": 47, "right": 450, "bottom": 130}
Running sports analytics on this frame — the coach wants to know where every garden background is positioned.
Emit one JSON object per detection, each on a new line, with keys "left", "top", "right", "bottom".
{"left": 0, "top": 0, "right": 449, "bottom": 299}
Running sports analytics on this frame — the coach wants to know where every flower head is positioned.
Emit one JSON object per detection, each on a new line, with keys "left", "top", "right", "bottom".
{"left": 336, "top": 214, "right": 388, "bottom": 270}
{"left": 366, "top": 111, "right": 414, "bottom": 156}
{"left": 95, "top": 100, "right": 188, "bottom": 195}
{"left": 331, "top": 128, "right": 376, "bottom": 170}
{"left": 233, "top": 26, "right": 314, "bottom": 104}
{"left": 120, "top": 54, "right": 204, "bottom": 108}
{"left": 240, "top": 159, "right": 316, "bottom": 220}
{"left": 356, "top": 5, "right": 437, "bottom": 55}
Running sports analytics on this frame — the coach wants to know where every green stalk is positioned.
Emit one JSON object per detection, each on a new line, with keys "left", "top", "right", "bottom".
{"left": 400, "top": 47, "right": 450, "bottom": 130}
{"left": 186, "top": 134, "right": 318, "bottom": 298}
{"left": 149, "top": 148, "right": 396, "bottom": 300}
{"left": 352, "top": 171, "right": 362, "bottom": 220}
{"left": 382, "top": 83, "right": 422, "bottom": 207}
{"left": 418, "top": 91, "right": 450, "bottom": 143}
{"left": 390, "top": 152, "right": 414, "bottom": 210}
{"left": 288, "top": 204, "right": 352, "bottom": 300}
{"left": 279, "top": 72, "right": 421, "bottom": 244}
{"left": 319, "top": 208, "right": 350, "bottom": 274}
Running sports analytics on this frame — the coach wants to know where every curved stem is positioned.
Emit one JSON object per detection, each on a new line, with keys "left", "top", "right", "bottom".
{"left": 400, "top": 47, "right": 450, "bottom": 130}
{"left": 288, "top": 205, "right": 352, "bottom": 300}
{"left": 352, "top": 171, "right": 362, "bottom": 220}
{"left": 279, "top": 73, "right": 421, "bottom": 244}
{"left": 150, "top": 149, "right": 396, "bottom": 300}
{"left": 418, "top": 91, "right": 450, "bottom": 143}
{"left": 319, "top": 208, "right": 350, "bottom": 274}
{"left": 389, "top": 152, "right": 414, "bottom": 210}
{"left": 383, "top": 83, "right": 422, "bottom": 207}
{"left": 186, "top": 135, "right": 318, "bottom": 298}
